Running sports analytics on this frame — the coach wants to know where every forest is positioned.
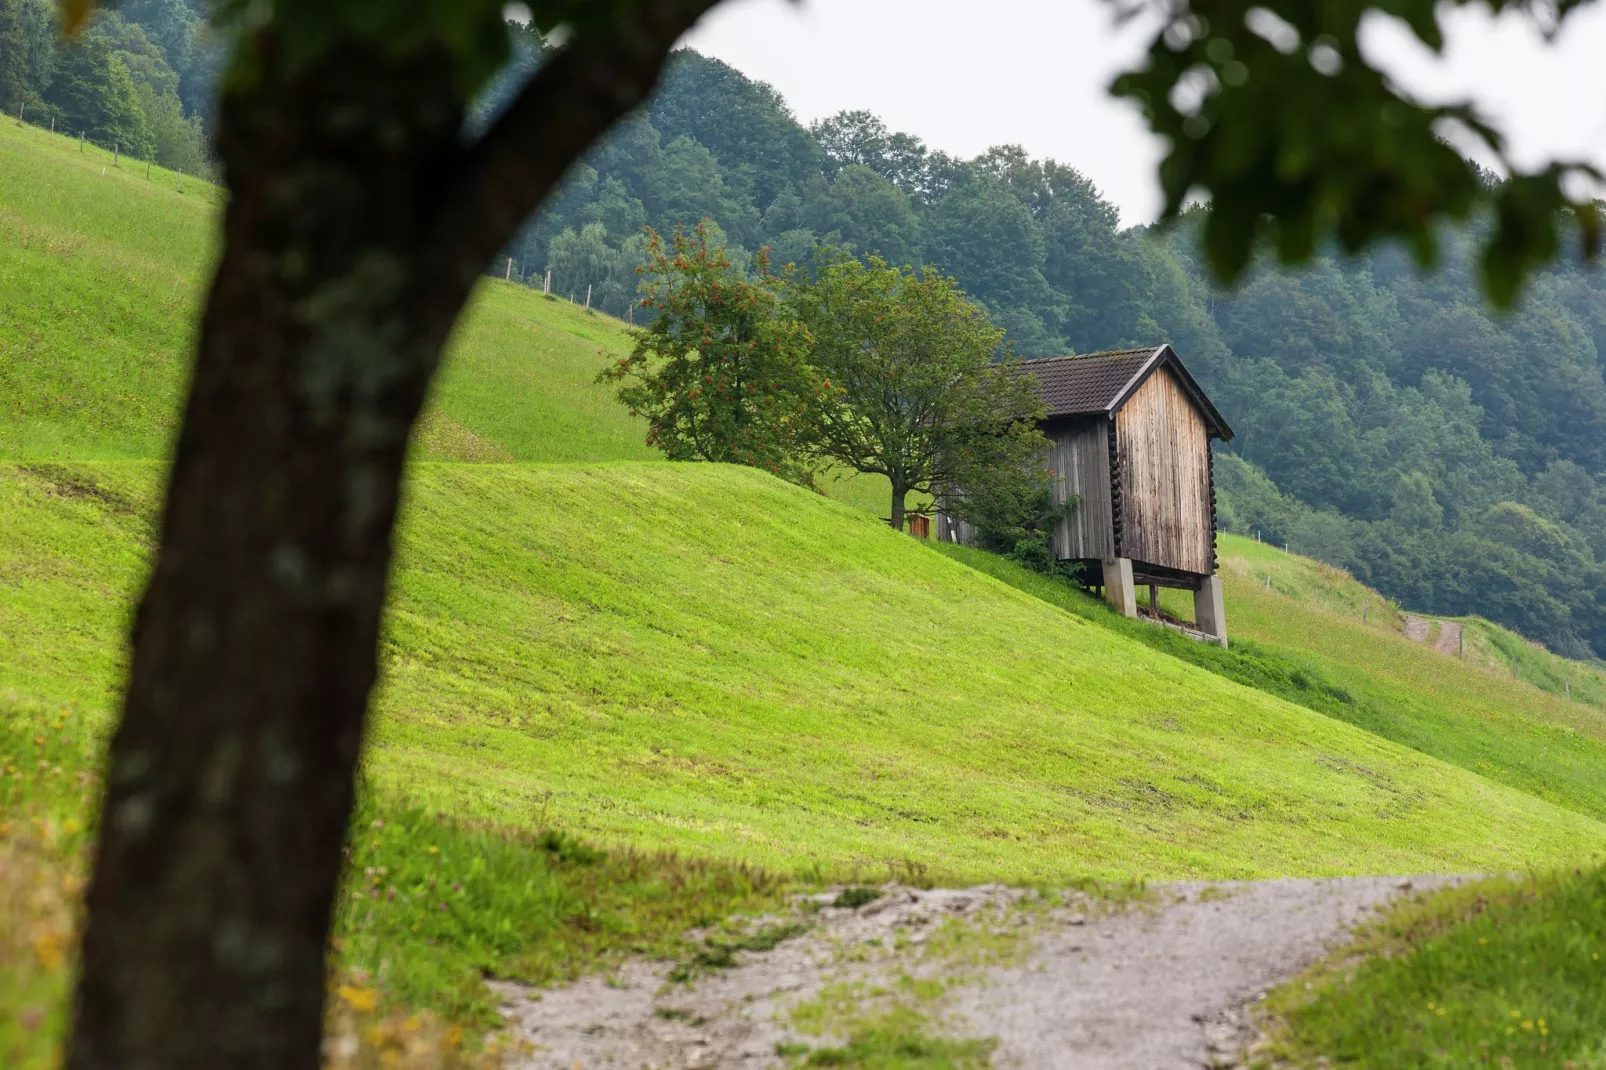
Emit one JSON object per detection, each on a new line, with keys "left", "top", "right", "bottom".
{"left": 0, "top": 0, "right": 217, "bottom": 174}
{"left": 6, "top": 8, "right": 1606, "bottom": 660}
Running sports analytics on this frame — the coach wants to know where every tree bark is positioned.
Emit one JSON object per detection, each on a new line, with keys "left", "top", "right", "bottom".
{"left": 890, "top": 484, "right": 907, "bottom": 532}
{"left": 68, "top": 5, "right": 721, "bottom": 1066}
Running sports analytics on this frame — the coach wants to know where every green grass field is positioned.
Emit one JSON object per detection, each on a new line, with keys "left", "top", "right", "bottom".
{"left": 7, "top": 112, "right": 1606, "bottom": 1066}
{"left": 6, "top": 459, "right": 1604, "bottom": 882}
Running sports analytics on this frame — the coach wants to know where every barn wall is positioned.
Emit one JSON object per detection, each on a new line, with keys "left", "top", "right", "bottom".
{"left": 1045, "top": 418, "right": 1115, "bottom": 561}
{"left": 1114, "top": 368, "right": 1214, "bottom": 575}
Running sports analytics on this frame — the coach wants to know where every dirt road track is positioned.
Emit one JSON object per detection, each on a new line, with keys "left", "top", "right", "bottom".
{"left": 495, "top": 876, "right": 1460, "bottom": 1070}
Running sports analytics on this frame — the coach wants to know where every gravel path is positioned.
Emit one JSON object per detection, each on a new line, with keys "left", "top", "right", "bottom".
{"left": 494, "top": 876, "right": 1459, "bottom": 1069}
{"left": 1404, "top": 615, "right": 1432, "bottom": 643}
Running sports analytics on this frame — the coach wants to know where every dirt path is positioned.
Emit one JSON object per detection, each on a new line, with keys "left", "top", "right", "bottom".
{"left": 494, "top": 877, "right": 1458, "bottom": 1069}
{"left": 1404, "top": 615, "right": 1432, "bottom": 643}
{"left": 1434, "top": 620, "right": 1464, "bottom": 656}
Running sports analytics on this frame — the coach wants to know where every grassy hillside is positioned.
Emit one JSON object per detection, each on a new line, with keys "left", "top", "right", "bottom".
{"left": 6, "top": 459, "right": 1606, "bottom": 886}
{"left": 0, "top": 118, "right": 653, "bottom": 466}
{"left": 1214, "top": 533, "right": 1606, "bottom": 711}
{"left": 939, "top": 543, "right": 1606, "bottom": 831}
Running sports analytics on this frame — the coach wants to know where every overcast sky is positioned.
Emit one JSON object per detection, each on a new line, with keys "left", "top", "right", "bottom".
{"left": 682, "top": 0, "right": 1606, "bottom": 226}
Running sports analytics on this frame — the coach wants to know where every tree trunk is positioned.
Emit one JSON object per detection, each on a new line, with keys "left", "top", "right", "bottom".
{"left": 890, "top": 484, "right": 907, "bottom": 532}
{"left": 67, "top": 45, "right": 471, "bottom": 1070}
{"left": 66, "top": 6, "right": 722, "bottom": 1065}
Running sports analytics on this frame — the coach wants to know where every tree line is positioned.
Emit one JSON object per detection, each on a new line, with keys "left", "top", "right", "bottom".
{"left": 0, "top": 0, "right": 218, "bottom": 174}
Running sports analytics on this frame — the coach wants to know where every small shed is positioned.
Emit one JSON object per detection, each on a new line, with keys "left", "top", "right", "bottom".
{"left": 937, "top": 345, "right": 1235, "bottom": 646}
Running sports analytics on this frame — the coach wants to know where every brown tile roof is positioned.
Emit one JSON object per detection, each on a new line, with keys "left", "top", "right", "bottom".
{"left": 1009, "top": 345, "right": 1234, "bottom": 439}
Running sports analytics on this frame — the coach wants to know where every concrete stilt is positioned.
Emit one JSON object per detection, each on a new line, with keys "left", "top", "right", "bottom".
{"left": 1102, "top": 557, "right": 1137, "bottom": 619}
{"left": 1194, "top": 575, "right": 1229, "bottom": 649}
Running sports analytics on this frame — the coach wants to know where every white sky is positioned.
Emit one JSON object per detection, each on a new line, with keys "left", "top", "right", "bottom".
{"left": 682, "top": 0, "right": 1606, "bottom": 225}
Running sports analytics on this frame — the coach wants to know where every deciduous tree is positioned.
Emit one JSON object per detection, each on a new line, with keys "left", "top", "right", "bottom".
{"left": 65, "top": 2, "right": 731, "bottom": 1067}
{"left": 786, "top": 254, "right": 1048, "bottom": 532}
{"left": 600, "top": 222, "right": 823, "bottom": 483}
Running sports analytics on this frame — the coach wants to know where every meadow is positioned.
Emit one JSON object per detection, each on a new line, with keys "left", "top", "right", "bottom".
{"left": 7, "top": 113, "right": 1606, "bottom": 1067}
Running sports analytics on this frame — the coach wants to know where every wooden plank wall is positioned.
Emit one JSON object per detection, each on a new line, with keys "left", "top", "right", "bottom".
{"left": 935, "top": 509, "right": 978, "bottom": 547}
{"left": 1115, "top": 368, "right": 1214, "bottom": 574}
{"left": 1045, "top": 418, "right": 1114, "bottom": 561}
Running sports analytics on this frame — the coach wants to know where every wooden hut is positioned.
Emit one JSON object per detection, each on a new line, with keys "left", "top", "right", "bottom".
{"left": 937, "top": 345, "right": 1235, "bottom": 646}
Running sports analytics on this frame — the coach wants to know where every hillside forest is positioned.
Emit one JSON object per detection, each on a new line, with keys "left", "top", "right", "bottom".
{"left": 7, "top": 8, "right": 1606, "bottom": 660}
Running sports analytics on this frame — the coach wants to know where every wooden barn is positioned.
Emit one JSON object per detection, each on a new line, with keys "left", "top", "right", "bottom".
{"left": 937, "top": 345, "right": 1235, "bottom": 646}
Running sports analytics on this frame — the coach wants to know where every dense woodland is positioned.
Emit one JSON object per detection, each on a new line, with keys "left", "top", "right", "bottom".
{"left": 0, "top": 0, "right": 217, "bottom": 174}
{"left": 5, "top": 10, "right": 1606, "bottom": 659}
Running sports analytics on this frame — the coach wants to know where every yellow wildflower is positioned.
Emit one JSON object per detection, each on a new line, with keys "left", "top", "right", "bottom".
{"left": 337, "top": 985, "right": 379, "bottom": 1013}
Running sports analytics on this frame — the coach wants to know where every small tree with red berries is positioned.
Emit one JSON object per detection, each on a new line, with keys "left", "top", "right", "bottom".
{"left": 601, "top": 221, "right": 827, "bottom": 485}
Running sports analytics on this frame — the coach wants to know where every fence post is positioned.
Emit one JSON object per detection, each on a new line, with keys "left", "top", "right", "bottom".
{"left": 543, "top": 270, "right": 551, "bottom": 295}
{"left": 505, "top": 257, "right": 513, "bottom": 281}
{"left": 114, "top": 142, "right": 120, "bottom": 166}
{"left": 146, "top": 159, "right": 152, "bottom": 179}
{"left": 585, "top": 284, "right": 592, "bottom": 310}
{"left": 79, "top": 131, "right": 85, "bottom": 152}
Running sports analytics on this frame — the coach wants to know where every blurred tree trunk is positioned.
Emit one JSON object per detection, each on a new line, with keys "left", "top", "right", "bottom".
{"left": 67, "top": 5, "right": 720, "bottom": 1067}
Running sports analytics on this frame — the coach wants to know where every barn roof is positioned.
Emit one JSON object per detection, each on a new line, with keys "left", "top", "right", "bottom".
{"left": 1010, "top": 345, "right": 1234, "bottom": 440}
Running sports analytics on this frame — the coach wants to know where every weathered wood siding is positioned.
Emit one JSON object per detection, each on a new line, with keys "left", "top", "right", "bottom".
{"left": 1045, "top": 418, "right": 1114, "bottom": 561}
{"left": 1114, "top": 368, "right": 1214, "bottom": 574}
{"left": 935, "top": 509, "right": 977, "bottom": 547}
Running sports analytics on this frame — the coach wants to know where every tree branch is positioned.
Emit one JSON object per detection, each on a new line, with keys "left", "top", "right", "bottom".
{"left": 428, "top": 0, "right": 725, "bottom": 288}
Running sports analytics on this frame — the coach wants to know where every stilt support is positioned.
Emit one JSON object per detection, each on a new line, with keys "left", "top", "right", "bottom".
{"left": 1102, "top": 557, "right": 1137, "bottom": 619}
{"left": 1194, "top": 574, "right": 1228, "bottom": 649}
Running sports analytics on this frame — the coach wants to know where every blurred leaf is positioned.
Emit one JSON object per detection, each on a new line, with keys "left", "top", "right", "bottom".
{"left": 1112, "top": 0, "right": 1603, "bottom": 305}
{"left": 59, "top": 0, "right": 95, "bottom": 35}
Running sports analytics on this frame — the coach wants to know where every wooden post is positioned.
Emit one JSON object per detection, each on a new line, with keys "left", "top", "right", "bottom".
{"left": 585, "top": 284, "right": 592, "bottom": 310}
{"left": 114, "top": 142, "right": 120, "bottom": 166}
{"left": 505, "top": 257, "right": 512, "bottom": 281}
{"left": 50, "top": 117, "right": 55, "bottom": 133}
{"left": 146, "top": 159, "right": 152, "bottom": 179}
{"left": 1265, "top": 574, "right": 1271, "bottom": 591}
{"left": 1148, "top": 584, "right": 1159, "bottom": 615}
{"left": 1566, "top": 679, "right": 1571, "bottom": 700}
{"left": 79, "top": 131, "right": 86, "bottom": 152}
{"left": 1362, "top": 600, "right": 1368, "bottom": 623}
{"left": 16, "top": 102, "right": 23, "bottom": 124}
{"left": 1458, "top": 630, "right": 1464, "bottom": 658}
{"left": 543, "top": 270, "right": 551, "bottom": 295}
{"left": 627, "top": 304, "right": 634, "bottom": 326}
{"left": 1314, "top": 589, "right": 1320, "bottom": 609}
